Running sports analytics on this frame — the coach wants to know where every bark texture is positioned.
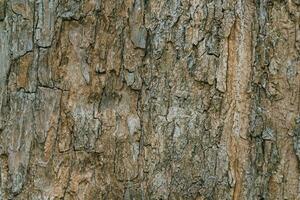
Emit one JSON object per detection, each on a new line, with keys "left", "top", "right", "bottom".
{"left": 0, "top": 0, "right": 300, "bottom": 199}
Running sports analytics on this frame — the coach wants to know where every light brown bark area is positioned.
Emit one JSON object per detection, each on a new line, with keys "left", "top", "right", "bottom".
{"left": 0, "top": 0, "right": 300, "bottom": 199}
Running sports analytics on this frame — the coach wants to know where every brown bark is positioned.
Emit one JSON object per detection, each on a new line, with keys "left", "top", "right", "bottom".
{"left": 0, "top": 0, "right": 300, "bottom": 199}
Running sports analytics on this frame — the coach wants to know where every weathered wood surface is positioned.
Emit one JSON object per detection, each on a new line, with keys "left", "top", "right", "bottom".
{"left": 0, "top": 0, "right": 299, "bottom": 199}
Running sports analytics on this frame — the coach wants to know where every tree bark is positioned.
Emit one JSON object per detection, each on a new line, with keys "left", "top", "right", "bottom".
{"left": 0, "top": 0, "right": 300, "bottom": 199}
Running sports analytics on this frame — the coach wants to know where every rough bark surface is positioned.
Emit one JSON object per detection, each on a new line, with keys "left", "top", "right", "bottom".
{"left": 0, "top": 0, "right": 300, "bottom": 199}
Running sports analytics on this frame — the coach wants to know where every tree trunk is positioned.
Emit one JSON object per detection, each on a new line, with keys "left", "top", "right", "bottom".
{"left": 0, "top": 0, "right": 300, "bottom": 199}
